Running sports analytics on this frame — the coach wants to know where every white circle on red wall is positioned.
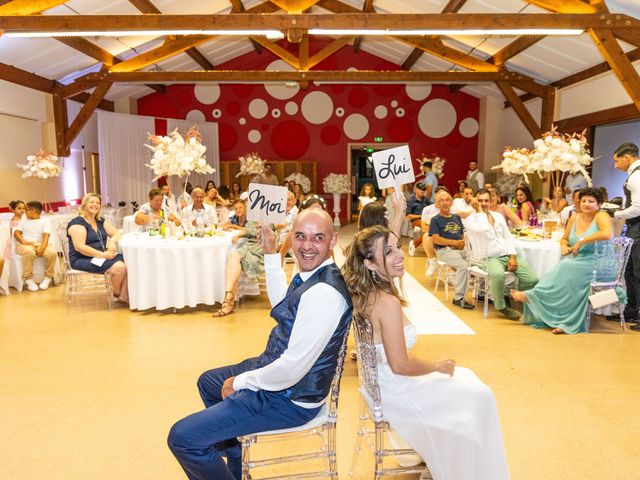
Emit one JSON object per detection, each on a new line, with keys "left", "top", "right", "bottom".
{"left": 343, "top": 113, "right": 369, "bottom": 140}
{"left": 248, "top": 98, "right": 268, "bottom": 119}
{"left": 374, "top": 105, "right": 388, "bottom": 119}
{"left": 212, "top": 108, "right": 222, "bottom": 118}
{"left": 239, "top": 117, "right": 246, "bottom": 125}
{"left": 405, "top": 84, "right": 432, "bottom": 101}
{"left": 347, "top": 67, "right": 358, "bottom": 71}
{"left": 265, "top": 60, "right": 299, "bottom": 100}
{"left": 301, "top": 91, "right": 334, "bottom": 124}
{"left": 335, "top": 107, "right": 345, "bottom": 117}
{"left": 186, "top": 109, "right": 206, "bottom": 122}
{"left": 285, "top": 101, "right": 298, "bottom": 115}
{"left": 272, "top": 108, "right": 281, "bottom": 118}
{"left": 395, "top": 107, "right": 405, "bottom": 117}
{"left": 459, "top": 117, "right": 479, "bottom": 137}
{"left": 418, "top": 99, "right": 457, "bottom": 138}
{"left": 194, "top": 84, "right": 221, "bottom": 105}
{"left": 248, "top": 129, "right": 261, "bottom": 143}
{"left": 391, "top": 100, "right": 398, "bottom": 108}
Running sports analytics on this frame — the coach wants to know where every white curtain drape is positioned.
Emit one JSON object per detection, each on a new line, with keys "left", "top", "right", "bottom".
{"left": 167, "top": 119, "right": 220, "bottom": 193}
{"left": 97, "top": 111, "right": 155, "bottom": 207}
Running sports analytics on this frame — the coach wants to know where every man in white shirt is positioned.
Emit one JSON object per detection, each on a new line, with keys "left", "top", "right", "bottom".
{"left": 180, "top": 187, "right": 217, "bottom": 230}
{"left": 613, "top": 143, "right": 640, "bottom": 327}
{"left": 162, "top": 184, "right": 178, "bottom": 214}
{"left": 560, "top": 189, "right": 581, "bottom": 226}
{"left": 466, "top": 160, "right": 485, "bottom": 193}
{"left": 168, "top": 209, "right": 352, "bottom": 480}
{"left": 564, "top": 172, "right": 588, "bottom": 203}
{"left": 255, "top": 163, "right": 280, "bottom": 186}
{"left": 464, "top": 189, "right": 538, "bottom": 320}
{"left": 13, "top": 201, "right": 57, "bottom": 291}
{"left": 451, "top": 186, "right": 475, "bottom": 219}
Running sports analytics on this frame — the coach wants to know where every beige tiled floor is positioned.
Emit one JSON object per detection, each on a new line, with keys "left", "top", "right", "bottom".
{"left": 2, "top": 242, "right": 640, "bottom": 479}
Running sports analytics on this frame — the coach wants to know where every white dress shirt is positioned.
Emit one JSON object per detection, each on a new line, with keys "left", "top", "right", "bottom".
{"left": 464, "top": 211, "right": 517, "bottom": 258}
{"left": 421, "top": 204, "right": 439, "bottom": 224}
{"left": 451, "top": 198, "right": 473, "bottom": 215}
{"left": 180, "top": 203, "right": 217, "bottom": 227}
{"left": 163, "top": 194, "right": 177, "bottom": 214}
{"left": 615, "top": 159, "right": 640, "bottom": 221}
{"left": 233, "top": 255, "right": 349, "bottom": 408}
{"left": 564, "top": 172, "right": 588, "bottom": 201}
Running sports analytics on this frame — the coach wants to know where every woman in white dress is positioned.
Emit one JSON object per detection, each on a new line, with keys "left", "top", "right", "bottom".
{"left": 342, "top": 225, "right": 510, "bottom": 480}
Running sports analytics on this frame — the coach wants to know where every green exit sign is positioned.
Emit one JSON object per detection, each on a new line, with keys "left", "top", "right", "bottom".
{"left": 366, "top": 147, "right": 374, "bottom": 153}
{"left": 374, "top": 137, "right": 383, "bottom": 142}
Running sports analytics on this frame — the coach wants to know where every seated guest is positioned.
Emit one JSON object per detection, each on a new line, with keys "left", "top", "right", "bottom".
{"left": 300, "top": 194, "right": 327, "bottom": 211}
{"left": 359, "top": 195, "right": 406, "bottom": 238}
{"left": 14, "top": 201, "right": 57, "bottom": 292}
{"left": 515, "top": 185, "right": 536, "bottom": 223}
{"left": 181, "top": 187, "right": 217, "bottom": 230}
{"left": 67, "top": 194, "right": 128, "bottom": 302}
{"left": 229, "top": 181, "right": 243, "bottom": 203}
{"left": 342, "top": 226, "right": 510, "bottom": 480}
{"left": 465, "top": 189, "right": 538, "bottom": 320}
{"left": 484, "top": 181, "right": 494, "bottom": 190}
{"left": 215, "top": 199, "right": 264, "bottom": 316}
{"left": 511, "top": 188, "right": 613, "bottom": 334}
{"left": 136, "top": 188, "right": 181, "bottom": 227}
{"left": 178, "top": 182, "right": 193, "bottom": 210}
{"left": 429, "top": 191, "right": 474, "bottom": 310}
{"left": 255, "top": 162, "right": 279, "bottom": 186}
{"left": 288, "top": 180, "right": 296, "bottom": 192}
{"left": 4, "top": 200, "right": 26, "bottom": 265}
{"left": 162, "top": 184, "right": 178, "bottom": 214}
{"left": 204, "top": 186, "right": 229, "bottom": 209}
{"left": 358, "top": 183, "right": 377, "bottom": 211}
{"left": 168, "top": 209, "right": 352, "bottom": 480}
{"left": 292, "top": 183, "right": 306, "bottom": 208}
{"left": 560, "top": 189, "right": 582, "bottom": 226}
{"left": 543, "top": 186, "right": 568, "bottom": 213}
{"left": 276, "top": 191, "right": 299, "bottom": 262}
{"left": 489, "top": 188, "right": 522, "bottom": 227}
{"left": 598, "top": 186, "right": 609, "bottom": 204}
{"left": 205, "top": 180, "right": 216, "bottom": 192}
{"left": 421, "top": 186, "right": 450, "bottom": 276}
{"left": 453, "top": 180, "right": 467, "bottom": 199}
{"left": 407, "top": 183, "right": 429, "bottom": 256}
{"left": 451, "top": 186, "right": 475, "bottom": 219}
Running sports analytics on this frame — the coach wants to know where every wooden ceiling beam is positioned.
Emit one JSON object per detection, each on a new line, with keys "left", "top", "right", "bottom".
{"left": 185, "top": 48, "right": 215, "bottom": 70}
{"left": 69, "top": 92, "right": 115, "bottom": 112}
{"left": 52, "top": 90, "right": 69, "bottom": 157}
{"left": 64, "top": 81, "right": 112, "bottom": 149}
{"left": 541, "top": 86, "right": 556, "bottom": 131}
{"left": 87, "top": 69, "right": 510, "bottom": 83}
{"left": 487, "top": 35, "right": 545, "bottom": 66}
{"left": 55, "top": 37, "right": 117, "bottom": 66}
{"left": 441, "top": 0, "right": 467, "bottom": 13}
{"left": 400, "top": 36, "right": 499, "bottom": 72}
{"left": 0, "top": 0, "right": 66, "bottom": 14}
{"left": 352, "top": 0, "right": 375, "bottom": 53}
{"left": 401, "top": 48, "right": 424, "bottom": 70}
{"left": 249, "top": 37, "right": 300, "bottom": 68}
{"left": 497, "top": 80, "right": 542, "bottom": 138}
{"left": 0, "top": 62, "right": 55, "bottom": 93}
{"left": 3, "top": 13, "right": 639, "bottom": 31}
{"left": 306, "top": 36, "right": 353, "bottom": 69}
{"left": 523, "top": 0, "right": 600, "bottom": 13}
{"left": 613, "top": 29, "right": 640, "bottom": 49}
{"left": 589, "top": 28, "right": 640, "bottom": 113}
{"left": 299, "top": 32, "right": 309, "bottom": 69}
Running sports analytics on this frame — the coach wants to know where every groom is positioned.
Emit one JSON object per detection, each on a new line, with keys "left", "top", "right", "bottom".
{"left": 168, "top": 208, "right": 353, "bottom": 480}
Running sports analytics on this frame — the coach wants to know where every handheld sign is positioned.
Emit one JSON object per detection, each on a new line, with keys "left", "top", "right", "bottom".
{"left": 372, "top": 145, "right": 415, "bottom": 199}
{"left": 246, "top": 183, "right": 288, "bottom": 225}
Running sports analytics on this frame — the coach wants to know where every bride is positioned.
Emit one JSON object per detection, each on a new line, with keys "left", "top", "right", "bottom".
{"left": 342, "top": 225, "right": 510, "bottom": 480}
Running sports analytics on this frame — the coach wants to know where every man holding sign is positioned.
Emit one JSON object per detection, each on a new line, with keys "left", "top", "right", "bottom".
{"left": 168, "top": 208, "right": 352, "bottom": 480}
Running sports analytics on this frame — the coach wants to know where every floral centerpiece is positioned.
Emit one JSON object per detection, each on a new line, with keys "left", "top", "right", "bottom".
{"left": 322, "top": 173, "right": 350, "bottom": 194}
{"left": 236, "top": 152, "right": 266, "bottom": 178}
{"left": 285, "top": 172, "right": 312, "bottom": 193}
{"left": 145, "top": 126, "right": 213, "bottom": 181}
{"left": 495, "top": 147, "right": 533, "bottom": 183}
{"left": 529, "top": 126, "right": 593, "bottom": 189}
{"left": 417, "top": 154, "right": 446, "bottom": 179}
{"left": 17, "top": 150, "right": 63, "bottom": 179}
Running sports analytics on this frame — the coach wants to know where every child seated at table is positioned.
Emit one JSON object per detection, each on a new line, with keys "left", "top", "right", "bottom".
{"left": 13, "top": 201, "right": 57, "bottom": 291}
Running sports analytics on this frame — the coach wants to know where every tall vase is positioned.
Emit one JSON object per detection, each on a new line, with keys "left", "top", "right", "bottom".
{"left": 332, "top": 192, "right": 342, "bottom": 228}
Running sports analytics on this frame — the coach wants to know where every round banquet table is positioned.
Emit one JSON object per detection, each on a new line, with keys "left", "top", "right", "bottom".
{"left": 514, "top": 237, "right": 563, "bottom": 279}
{"left": 119, "top": 232, "right": 234, "bottom": 311}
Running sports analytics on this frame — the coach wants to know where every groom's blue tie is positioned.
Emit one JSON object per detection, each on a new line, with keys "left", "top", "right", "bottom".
{"left": 292, "top": 273, "right": 303, "bottom": 288}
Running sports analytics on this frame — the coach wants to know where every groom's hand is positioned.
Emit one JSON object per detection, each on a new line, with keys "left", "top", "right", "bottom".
{"left": 221, "top": 376, "right": 236, "bottom": 399}
{"left": 258, "top": 224, "right": 277, "bottom": 254}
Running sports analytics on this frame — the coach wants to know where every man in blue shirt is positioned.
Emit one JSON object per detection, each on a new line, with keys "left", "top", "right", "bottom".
{"left": 407, "top": 183, "right": 430, "bottom": 256}
{"left": 429, "top": 190, "right": 474, "bottom": 309}
{"left": 422, "top": 161, "right": 438, "bottom": 204}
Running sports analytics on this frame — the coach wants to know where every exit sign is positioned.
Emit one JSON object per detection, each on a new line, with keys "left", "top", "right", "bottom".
{"left": 374, "top": 137, "right": 383, "bottom": 142}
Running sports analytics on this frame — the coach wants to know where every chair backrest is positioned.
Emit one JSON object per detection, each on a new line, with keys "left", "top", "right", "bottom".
{"left": 592, "top": 236, "right": 634, "bottom": 284}
{"left": 327, "top": 325, "right": 351, "bottom": 420}
{"left": 352, "top": 317, "right": 384, "bottom": 421}
{"left": 464, "top": 228, "right": 489, "bottom": 267}
{"left": 57, "top": 222, "right": 73, "bottom": 269}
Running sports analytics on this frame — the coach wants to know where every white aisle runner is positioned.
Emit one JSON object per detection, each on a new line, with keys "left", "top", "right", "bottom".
{"left": 336, "top": 223, "right": 474, "bottom": 335}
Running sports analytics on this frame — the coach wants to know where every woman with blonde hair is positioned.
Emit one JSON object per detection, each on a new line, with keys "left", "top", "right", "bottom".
{"left": 342, "top": 226, "right": 510, "bottom": 480}
{"left": 67, "top": 193, "right": 128, "bottom": 303}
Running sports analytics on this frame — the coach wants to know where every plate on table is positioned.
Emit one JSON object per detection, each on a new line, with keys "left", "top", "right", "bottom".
{"left": 601, "top": 203, "right": 620, "bottom": 210}
{"left": 519, "top": 236, "right": 542, "bottom": 242}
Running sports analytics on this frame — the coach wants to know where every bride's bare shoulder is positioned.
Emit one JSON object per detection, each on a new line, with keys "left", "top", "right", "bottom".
{"left": 371, "top": 290, "right": 402, "bottom": 312}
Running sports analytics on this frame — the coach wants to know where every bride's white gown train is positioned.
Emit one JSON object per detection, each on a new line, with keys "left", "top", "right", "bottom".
{"left": 375, "top": 324, "right": 510, "bottom": 480}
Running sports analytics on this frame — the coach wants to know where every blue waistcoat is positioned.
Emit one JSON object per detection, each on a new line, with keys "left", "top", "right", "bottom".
{"left": 256, "top": 263, "right": 353, "bottom": 404}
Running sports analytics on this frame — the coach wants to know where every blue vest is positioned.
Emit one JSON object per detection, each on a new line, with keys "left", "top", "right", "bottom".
{"left": 256, "top": 263, "right": 353, "bottom": 404}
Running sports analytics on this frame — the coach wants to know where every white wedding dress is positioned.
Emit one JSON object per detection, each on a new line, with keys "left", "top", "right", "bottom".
{"left": 375, "top": 324, "right": 510, "bottom": 480}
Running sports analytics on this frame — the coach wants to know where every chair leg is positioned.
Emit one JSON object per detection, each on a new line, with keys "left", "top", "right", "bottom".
{"left": 374, "top": 423, "right": 385, "bottom": 480}
{"left": 483, "top": 279, "right": 489, "bottom": 318}
{"left": 348, "top": 399, "right": 367, "bottom": 476}
{"left": 619, "top": 304, "right": 627, "bottom": 331}
{"left": 241, "top": 435, "right": 255, "bottom": 480}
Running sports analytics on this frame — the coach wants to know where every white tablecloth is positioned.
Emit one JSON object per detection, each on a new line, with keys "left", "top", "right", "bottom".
{"left": 122, "top": 215, "right": 137, "bottom": 234}
{"left": 515, "top": 238, "right": 563, "bottom": 278}
{"left": 119, "top": 232, "right": 233, "bottom": 310}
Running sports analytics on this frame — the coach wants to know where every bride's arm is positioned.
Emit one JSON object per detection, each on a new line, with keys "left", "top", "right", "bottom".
{"left": 375, "top": 293, "right": 455, "bottom": 377}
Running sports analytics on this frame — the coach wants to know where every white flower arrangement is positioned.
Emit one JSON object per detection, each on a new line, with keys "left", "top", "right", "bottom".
{"left": 236, "top": 152, "right": 266, "bottom": 178}
{"left": 322, "top": 173, "right": 351, "bottom": 194}
{"left": 285, "top": 172, "right": 312, "bottom": 194}
{"left": 496, "top": 147, "right": 534, "bottom": 183}
{"left": 417, "top": 155, "right": 446, "bottom": 179}
{"left": 17, "top": 150, "right": 63, "bottom": 179}
{"left": 145, "top": 126, "right": 213, "bottom": 181}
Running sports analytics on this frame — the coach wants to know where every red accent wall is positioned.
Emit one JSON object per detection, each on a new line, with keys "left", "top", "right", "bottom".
{"left": 138, "top": 39, "right": 480, "bottom": 195}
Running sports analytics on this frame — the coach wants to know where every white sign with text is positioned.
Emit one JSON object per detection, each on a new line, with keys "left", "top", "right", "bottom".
{"left": 246, "top": 183, "right": 288, "bottom": 225}
{"left": 372, "top": 145, "right": 415, "bottom": 191}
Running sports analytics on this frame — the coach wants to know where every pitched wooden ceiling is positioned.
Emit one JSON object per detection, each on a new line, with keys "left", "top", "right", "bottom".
{"left": 1, "top": 0, "right": 640, "bottom": 155}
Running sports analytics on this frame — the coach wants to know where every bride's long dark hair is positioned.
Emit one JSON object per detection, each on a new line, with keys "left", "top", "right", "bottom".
{"left": 341, "top": 225, "right": 406, "bottom": 327}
